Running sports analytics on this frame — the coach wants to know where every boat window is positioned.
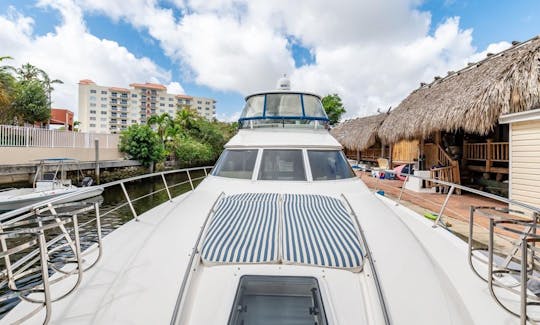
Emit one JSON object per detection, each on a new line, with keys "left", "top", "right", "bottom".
{"left": 242, "top": 95, "right": 265, "bottom": 118}
{"left": 228, "top": 275, "right": 328, "bottom": 325}
{"left": 265, "top": 94, "right": 302, "bottom": 117}
{"left": 308, "top": 150, "right": 356, "bottom": 180}
{"left": 303, "top": 95, "right": 327, "bottom": 117}
{"left": 258, "top": 150, "right": 306, "bottom": 181}
{"left": 212, "top": 149, "right": 258, "bottom": 179}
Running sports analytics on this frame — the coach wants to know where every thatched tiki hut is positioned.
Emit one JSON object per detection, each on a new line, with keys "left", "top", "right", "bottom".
{"left": 331, "top": 113, "right": 419, "bottom": 166}
{"left": 378, "top": 35, "right": 540, "bottom": 193}
{"left": 331, "top": 114, "right": 387, "bottom": 162}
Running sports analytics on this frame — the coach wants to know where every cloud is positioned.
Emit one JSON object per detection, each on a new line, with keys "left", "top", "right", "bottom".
{"left": 73, "top": 0, "right": 508, "bottom": 118}
{"left": 0, "top": 1, "right": 174, "bottom": 118}
{"left": 2, "top": 0, "right": 513, "bottom": 121}
{"left": 166, "top": 81, "right": 185, "bottom": 95}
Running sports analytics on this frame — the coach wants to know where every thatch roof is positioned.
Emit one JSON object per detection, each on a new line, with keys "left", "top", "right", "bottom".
{"left": 379, "top": 35, "right": 540, "bottom": 144}
{"left": 330, "top": 113, "right": 387, "bottom": 151}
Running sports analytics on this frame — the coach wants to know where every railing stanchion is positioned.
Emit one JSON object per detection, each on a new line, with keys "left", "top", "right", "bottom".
{"left": 433, "top": 185, "right": 455, "bottom": 228}
{"left": 120, "top": 182, "right": 138, "bottom": 221}
{"left": 397, "top": 167, "right": 411, "bottom": 205}
{"left": 38, "top": 230, "right": 52, "bottom": 324}
{"left": 520, "top": 238, "right": 528, "bottom": 325}
{"left": 203, "top": 168, "right": 208, "bottom": 176}
{"left": 161, "top": 173, "right": 173, "bottom": 202}
{"left": 187, "top": 170, "right": 194, "bottom": 190}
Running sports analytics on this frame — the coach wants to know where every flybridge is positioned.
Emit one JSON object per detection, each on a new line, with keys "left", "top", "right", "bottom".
{"left": 238, "top": 78, "right": 329, "bottom": 128}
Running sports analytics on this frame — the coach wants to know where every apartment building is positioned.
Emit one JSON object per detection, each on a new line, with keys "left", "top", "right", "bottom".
{"left": 78, "top": 80, "right": 217, "bottom": 133}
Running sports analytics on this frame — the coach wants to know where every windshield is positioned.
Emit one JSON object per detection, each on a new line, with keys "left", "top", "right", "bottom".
{"left": 307, "top": 150, "right": 356, "bottom": 180}
{"left": 239, "top": 93, "right": 328, "bottom": 121}
{"left": 258, "top": 149, "right": 306, "bottom": 181}
{"left": 212, "top": 149, "right": 258, "bottom": 179}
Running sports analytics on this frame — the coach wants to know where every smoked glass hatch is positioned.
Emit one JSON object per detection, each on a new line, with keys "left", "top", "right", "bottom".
{"left": 228, "top": 276, "right": 328, "bottom": 325}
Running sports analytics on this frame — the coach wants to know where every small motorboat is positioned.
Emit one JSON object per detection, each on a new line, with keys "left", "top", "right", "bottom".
{"left": 0, "top": 158, "right": 103, "bottom": 211}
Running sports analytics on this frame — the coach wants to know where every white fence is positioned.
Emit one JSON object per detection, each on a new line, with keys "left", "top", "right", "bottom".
{"left": 0, "top": 125, "right": 120, "bottom": 149}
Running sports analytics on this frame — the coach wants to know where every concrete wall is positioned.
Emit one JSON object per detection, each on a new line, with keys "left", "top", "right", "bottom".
{"left": 0, "top": 147, "right": 124, "bottom": 164}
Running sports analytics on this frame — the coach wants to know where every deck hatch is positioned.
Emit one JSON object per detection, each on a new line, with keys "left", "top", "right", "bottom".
{"left": 282, "top": 194, "right": 363, "bottom": 270}
{"left": 201, "top": 193, "right": 280, "bottom": 264}
{"left": 228, "top": 275, "right": 328, "bottom": 325}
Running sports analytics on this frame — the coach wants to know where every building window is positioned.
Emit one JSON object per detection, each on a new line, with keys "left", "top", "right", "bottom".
{"left": 90, "top": 117, "right": 96, "bottom": 121}
{"left": 169, "top": 98, "right": 173, "bottom": 101}
{"left": 100, "top": 118, "right": 107, "bottom": 122}
{"left": 90, "top": 96, "right": 96, "bottom": 101}
{"left": 206, "top": 107, "right": 210, "bottom": 110}
{"left": 132, "top": 94, "right": 137, "bottom": 98}
{"left": 101, "top": 90, "right": 107, "bottom": 94}
{"left": 90, "top": 123, "right": 96, "bottom": 127}
{"left": 159, "top": 97, "right": 165, "bottom": 100}
{"left": 160, "top": 103, "right": 165, "bottom": 106}
{"left": 100, "top": 97, "right": 106, "bottom": 101}
{"left": 90, "top": 90, "right": 97, "bottom": 94}
{"left": 101, "top": 104, "right": 107, "bottom": 108}
{"left": 168, "top": 104, "right": 173, "bottom": 107}
{"left": 197, "top": 100, "right": 202, "bottom": 104}
{"left": 205, "top": 101, "right": 210, "bottom": 105}
{"left": 198, "top": 106, "right": 202, "bottom": 109}
{"left": 90, "top": 110, "right": 96, "bottom": 114}
{"left": 101, "top": 111, "right": 107, "bottom": 115}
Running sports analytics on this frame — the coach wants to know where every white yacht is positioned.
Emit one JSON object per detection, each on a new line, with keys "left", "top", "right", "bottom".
{"left": 0, "top": 78, "right": 535, "bottom": 324}
{"left": 0, "top": 159, "right": 103, "bottom": 211}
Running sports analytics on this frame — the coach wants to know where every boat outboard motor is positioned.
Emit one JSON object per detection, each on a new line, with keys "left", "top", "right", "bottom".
{"left": 81, "top": 176, "right": 94, "bottom": 187}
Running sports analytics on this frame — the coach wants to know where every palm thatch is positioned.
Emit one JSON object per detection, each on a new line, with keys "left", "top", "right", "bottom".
{"left": 330, "top": 113, "right": 387, "bottom": 151}
{"left": 379, "top": 35, "right": 540, "bottom": 144}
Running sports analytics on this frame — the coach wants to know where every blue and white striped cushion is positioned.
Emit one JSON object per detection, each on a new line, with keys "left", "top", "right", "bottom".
{"left": 282, "top": 194, "right": 363, "bottom": 270}
{"left": 201, "top": 193, "right": 279, "bottom": 264}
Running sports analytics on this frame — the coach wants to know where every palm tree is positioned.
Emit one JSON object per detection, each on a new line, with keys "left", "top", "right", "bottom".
{"left": 0, "top": 56, "right": 15, "bottom": 123}
{"left": 147, "top": 113, "right": 172, "bottom": 144}
{"left": 175, "top": 106, "right": 199, "bottom": 130}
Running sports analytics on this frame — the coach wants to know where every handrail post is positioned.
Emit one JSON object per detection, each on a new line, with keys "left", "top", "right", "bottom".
{"left": 521, "top": 237, "right": 528, "bottom": 325}
{"left": 120, "top": 182, "right": 138, "bottom": 221}
{"left": 203, "top": 167, "right": 208, "bottom": 176}
{"left": 397, "top": 167, "right": 411, "bottom": 205}
{"left": 161, "top": 173, "right": 173, "bottom": 202}
{"left": 38, "top": 230, "right": 52, "bottom": 324}
{"left": 187, "top": 170, "right": 194, "bottom": 190}
{"left": 433, "top": 185, "right": 455, "bottom": 228}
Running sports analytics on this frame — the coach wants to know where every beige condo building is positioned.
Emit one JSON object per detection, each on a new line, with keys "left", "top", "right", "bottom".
{"left": 78, "top": 80, "right": 216, "bottom": 133}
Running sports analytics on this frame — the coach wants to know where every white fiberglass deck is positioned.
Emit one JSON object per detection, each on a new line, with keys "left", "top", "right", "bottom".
{"left": 201, "top": 193, "right": 363, "bottom": 271}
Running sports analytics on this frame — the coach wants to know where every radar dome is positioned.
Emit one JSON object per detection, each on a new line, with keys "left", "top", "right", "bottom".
{"left": 276, "top": 74, "right": 291, "bottom": 90}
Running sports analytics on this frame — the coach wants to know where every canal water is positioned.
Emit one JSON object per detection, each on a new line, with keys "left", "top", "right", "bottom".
{"left": 0, "top": 169, "right": 207, "bottom": 318}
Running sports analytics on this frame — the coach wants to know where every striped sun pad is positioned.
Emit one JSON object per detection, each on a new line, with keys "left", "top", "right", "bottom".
{"left": 282, "top": 194, "right": 363, "bottom": 270}
{"left": 201, "top": 193, "right": 363, "bottom": 271}
{"left": 201, "top": 193, "right": 280, "bottom": 264}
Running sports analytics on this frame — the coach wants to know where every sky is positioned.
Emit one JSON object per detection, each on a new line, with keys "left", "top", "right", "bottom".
{"left": 0, "top": 0, "right": 539, "bottom": 122}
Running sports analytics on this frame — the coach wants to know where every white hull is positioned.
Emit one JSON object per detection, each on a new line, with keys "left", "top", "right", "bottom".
{"left": 0, "top": 186, "right": 104, "bottom": 211}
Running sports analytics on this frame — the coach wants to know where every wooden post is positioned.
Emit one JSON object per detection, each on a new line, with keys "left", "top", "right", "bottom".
{"left": 435, "top": 131, "right": 441, "bottom": 146}
{"left": 356, "top": 149, "right": 360, "bottom": 162}
{"left": 95, "top": 139, "right": 100, "bottom": 185}
{"left": 486, "top": 139, "right": 493, "bottom": 173}
{"left": 388, "top": 143, "right": 393, "bottom": 167}
{"left": 381, "top": 142, "right": 386, "bottom": 159}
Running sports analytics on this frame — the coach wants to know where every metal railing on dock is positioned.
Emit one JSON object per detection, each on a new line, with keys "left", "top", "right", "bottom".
{"left": 0, "top": 166, "right": 212, "bottom": 324}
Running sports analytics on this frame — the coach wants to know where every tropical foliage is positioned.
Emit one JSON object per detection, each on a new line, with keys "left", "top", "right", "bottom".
{"left": 0, "top": 57, "right": 62, "bottom": 125}
{"left": 322, "top": 94, "right": 346, "bottom": 125}
{"left": 119, "top": 107, "right": 237, "bottom": 168}
{"left": 118, "top": 124, "right": 166, "bottom": 167}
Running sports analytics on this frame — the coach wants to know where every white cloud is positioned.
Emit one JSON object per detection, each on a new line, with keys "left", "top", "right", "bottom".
{"left": 2, "top": 0, "right": 514, "bottom": 121}
{"left": 0, "top": 1, "right": 174, "bottom": 118}
{"left": 216, "top": 110, "right": 241, "bottom": 122}
{"left": 166, "top": 81, "right": 185, "bottom": 95}
{"left": 73, "top": 0, "right": 509, "bottom": 119}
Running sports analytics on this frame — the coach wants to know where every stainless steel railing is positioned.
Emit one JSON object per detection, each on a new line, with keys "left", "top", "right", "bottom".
{"left": 385, "top": 171, "right": 540, "bottom": 324}
{"left": 0, "top": 166, "right": 212, "bottom": 324}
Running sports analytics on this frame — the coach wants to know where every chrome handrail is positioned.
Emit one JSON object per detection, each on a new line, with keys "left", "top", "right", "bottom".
{"left": 0, "top": 166, "right": 212, "bottom": 323}
{"left": 387, "top": 171, "right": 540, "bottom": 323}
